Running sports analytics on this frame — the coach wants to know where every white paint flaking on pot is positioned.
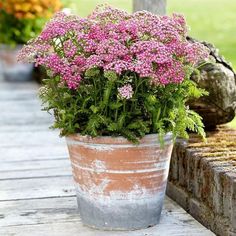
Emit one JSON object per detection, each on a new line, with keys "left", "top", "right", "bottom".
{"left": 77, "top": 175, "right": 110, "bottom": 196}
{"left": 66, "top": 139, "right": 114, "bottom": 151}
{"left": 89, "top": 178, "right": 110, "bottom": 196}
{"left": 75, "top": 183, "right": 165, "bottom": 202}
{"left": 85, "top": 144, "right": 114, "bottom": 151}
{"left": 125, "top": 160, "right": 158, "bottom": 164}
{"left": 154, "top": 160, "right": 170, "bottom": 169}
{"left": 91, "top": 160, "right": 106, "bottom": 173}
{"left": 69, "top": 150, "right": 83, "bottom": 161}
{"left": 71, "top": 161, "right": 169, "bottom": 174}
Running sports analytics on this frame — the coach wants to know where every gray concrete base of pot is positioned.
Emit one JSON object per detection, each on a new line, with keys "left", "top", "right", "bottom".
{"left": 75, "top": 186, "right": 166, "bottom": 230}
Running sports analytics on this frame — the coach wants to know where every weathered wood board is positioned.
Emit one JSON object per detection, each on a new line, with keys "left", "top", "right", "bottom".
{"left": 0, "top": 197, "right": 214, "bottom": 236}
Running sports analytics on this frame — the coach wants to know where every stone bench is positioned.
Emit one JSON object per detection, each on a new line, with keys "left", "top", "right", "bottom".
{"left": 167, "top": 126, "right": 236, "bottom": 236}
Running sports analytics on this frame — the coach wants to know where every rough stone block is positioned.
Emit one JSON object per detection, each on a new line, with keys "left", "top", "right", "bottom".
{"left": 168, "top": 127, "right": 236, "bottom": 236}
{"left": 166, "top": 182, "right": 189, "bottom": 210}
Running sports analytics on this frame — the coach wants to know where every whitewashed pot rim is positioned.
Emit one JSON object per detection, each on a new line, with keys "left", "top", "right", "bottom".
{"left": 66, "top": 132, "right": 173, "bottom": 146}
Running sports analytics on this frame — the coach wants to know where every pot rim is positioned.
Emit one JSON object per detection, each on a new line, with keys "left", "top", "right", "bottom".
{"left": 66, "top": 132, "right": 173, "bottom": 145}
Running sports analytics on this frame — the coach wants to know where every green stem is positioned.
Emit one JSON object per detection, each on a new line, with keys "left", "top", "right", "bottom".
{"left": 153, "top": 107, "right": 161, "bottom": 133}
{"left": 123, "top": 100, "right": 126, "bottom": 112}
{"left": 92, "top": 77, "right": 97, "bottom": 106}
{"left": 115, "top": 96, "right": 119, "bottom": 121}
{"left": 162, "top": 103, "right": 167, "bottom": 119}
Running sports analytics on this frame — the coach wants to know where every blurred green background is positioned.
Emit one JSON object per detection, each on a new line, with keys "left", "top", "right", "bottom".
{"left": 62, "top": 0, "right": 236, "bottom": 127}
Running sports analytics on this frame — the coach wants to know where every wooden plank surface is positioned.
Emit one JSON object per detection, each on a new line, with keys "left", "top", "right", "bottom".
{"left": 0, "top": 158, "right": 70, "bottom": 180}
{"left": 0, "top": 146, "right": 68, "bottom": 162}
{"left": 0, "top": 131, "right": 65, "bottom": 147}
{"left": 0, "top": 176, "right": 75, "bottom": 201}
{"left": 0, "top": 76, "right": 215, "bottom": 235}
{"left": 0, "top": 197, "right": 214, "bottom": 236}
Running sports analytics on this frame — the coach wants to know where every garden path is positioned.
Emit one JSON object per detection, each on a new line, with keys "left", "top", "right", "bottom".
{"left": 0, "top": 77, "right": 215, "bottom": 236}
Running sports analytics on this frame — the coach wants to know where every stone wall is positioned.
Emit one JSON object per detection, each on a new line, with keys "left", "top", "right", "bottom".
{"left": 167, "top": 126, "right": 236, "bottom": 236}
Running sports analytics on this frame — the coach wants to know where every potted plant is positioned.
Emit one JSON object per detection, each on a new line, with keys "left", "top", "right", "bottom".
{"left": 0, "top": 0, "right": 62, "bottom": 81}
{"left": 18, "top": 5, "right": 209, "bottom": 230}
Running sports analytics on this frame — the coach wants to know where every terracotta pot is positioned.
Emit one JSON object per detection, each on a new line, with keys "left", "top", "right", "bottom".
{"left": 0, "top": 44, "right": 33, "bottom": 81}
{"left": 66, "top": 133, "right": 173, "bottom": 230}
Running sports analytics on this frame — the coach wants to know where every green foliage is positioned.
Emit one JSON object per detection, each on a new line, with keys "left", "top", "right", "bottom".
{"left": 0, "top": 10, "right": 46, "bottom": 45}
{"left": 39, "top": 68, "right": 207, "bottom": 143}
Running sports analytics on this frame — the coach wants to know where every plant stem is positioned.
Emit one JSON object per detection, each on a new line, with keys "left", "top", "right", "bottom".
{"left": 115, "top": 98, "right": 119, "bottom": 121}
{"left": 123, "top": 100, "right": 126, "bottom": 112}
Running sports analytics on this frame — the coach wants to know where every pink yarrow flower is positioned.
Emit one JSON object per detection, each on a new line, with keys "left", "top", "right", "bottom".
{"left": 18, "top": 5, "right": 209, "bottom": 89}
{"left": 118, "top": 84, "right": 134, "bottom": 100}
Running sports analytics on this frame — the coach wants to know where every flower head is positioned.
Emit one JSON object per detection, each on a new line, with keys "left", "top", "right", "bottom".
{"left": 18, "top": 5, "right": 209, "bottom": 89}
{"left": 118, "top": 84, "right": 134, "bottom": 100}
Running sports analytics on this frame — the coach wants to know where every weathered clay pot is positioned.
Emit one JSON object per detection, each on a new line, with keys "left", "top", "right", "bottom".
{"left": 66, "top": 133, "right": 173, "bottom": 230}
{"left": 0, "top": 44, "right": 33, "bottom": 81}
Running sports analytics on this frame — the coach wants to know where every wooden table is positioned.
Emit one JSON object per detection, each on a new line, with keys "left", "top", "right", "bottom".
{"left": 0, "top": 78, "right": 215, "bottom": 236}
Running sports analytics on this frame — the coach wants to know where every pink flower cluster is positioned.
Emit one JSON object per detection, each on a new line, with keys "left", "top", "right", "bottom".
{"left": 18, "top": 5, "right": 209, "bottom": 89}
{"left": 118, "top": 84, "right": 134, "bottom": 99}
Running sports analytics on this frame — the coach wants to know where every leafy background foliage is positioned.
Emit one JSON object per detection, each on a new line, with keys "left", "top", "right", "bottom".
{"left": 0, "top": 10, "right": 46, "bottom": 45}
{"left": 0, "top": 0, "right": 62, "bottom": 45}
